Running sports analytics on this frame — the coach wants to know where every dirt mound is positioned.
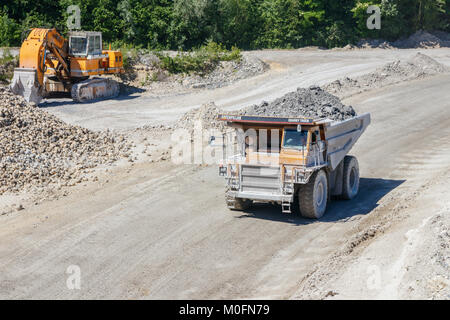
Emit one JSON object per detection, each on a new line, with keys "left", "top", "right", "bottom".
{"left": 324, "top": 53, "right": 449, "bottom": 98}
{"left": 120, "top": 52, "right": 268, "bottom": 95}
{"left": 393, "top": 30, "right": 450, "bottom": 49}
{"left": 397, "top": 212, "right": 450, "bottom": 299}
{"left": 0, "top": 87, "right": 131, "bottom": 194}
{"left": 242, "top": 86, "right": 356, "bottom": 121}
{"left": 355, "top": 31, "right": 450, "bottom": 49}
{"left": 175, "top": 102, "right": 227, "bottom": 132}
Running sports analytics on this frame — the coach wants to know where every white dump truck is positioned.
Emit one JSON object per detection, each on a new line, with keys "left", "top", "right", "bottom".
{"left": 216, "top": 113, "right": 371, "bottom": 218}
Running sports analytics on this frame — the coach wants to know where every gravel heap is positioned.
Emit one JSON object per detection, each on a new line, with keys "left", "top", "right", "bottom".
{"left": 324, "top": 53, "right": 449, "bottom": 98}
{"left": 119, "top": 52, "right": 268, "bottom": 95}
{"left": 175, "top": 102, "right": 227, "bottom": 133}
{"left": 355, "top": 30, "right": 450, "bottom": 49}
{"left": 0, "top": 87, "right": 131, "bottom": 194}
{"left": 242, "top": 86, "right": 356, "bottom": 121}
{"left": 182, "top": 53, "right": 268, "bottom": 90}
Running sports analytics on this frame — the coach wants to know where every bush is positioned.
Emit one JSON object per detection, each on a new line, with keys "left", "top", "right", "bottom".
{"left": 0, "top": 48, "right": 19, "bottom": 83}
{"left": 0, "top": 13, "right": 21, "bottom": 47}
{"left": 156, "top": 41, "right": 242, "bottom": 75}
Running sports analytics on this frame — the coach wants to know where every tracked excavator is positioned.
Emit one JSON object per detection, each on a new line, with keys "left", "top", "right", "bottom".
{"left": 10, "top": 28, "right": 124, "bottom": 104}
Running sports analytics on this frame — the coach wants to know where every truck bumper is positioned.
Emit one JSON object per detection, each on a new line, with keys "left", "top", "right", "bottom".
{"left": 228, "top": 190, "right": 293, "bottom": 203}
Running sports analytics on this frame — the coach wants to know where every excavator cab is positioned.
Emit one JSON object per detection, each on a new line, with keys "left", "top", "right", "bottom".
{"left": 68, "top": 31, "right": 103, "bottom": 57}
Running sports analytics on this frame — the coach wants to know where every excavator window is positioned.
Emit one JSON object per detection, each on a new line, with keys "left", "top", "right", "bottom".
{"left": 70, "top": 36, "right": 87, "bottom": 56}
{"left": 88, "top": 35, "right": 102, "bottom": 55}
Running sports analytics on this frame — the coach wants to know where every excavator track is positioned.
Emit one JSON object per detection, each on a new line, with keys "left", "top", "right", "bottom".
{"left": 71, "top": 78, "right": 119, "bottom": 103}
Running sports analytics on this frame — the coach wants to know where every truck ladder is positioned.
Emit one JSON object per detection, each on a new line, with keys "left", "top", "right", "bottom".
{"left": 282, "top": 169, "right": 294, "bottom": 213}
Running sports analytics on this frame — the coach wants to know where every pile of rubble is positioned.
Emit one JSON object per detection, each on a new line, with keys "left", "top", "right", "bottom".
{"left": 324, "top": 53, "right": 449, "bottom": 98}
{"left": 181, "top": 54, "right": 269, "bottom": 90}
{"left": 175, "top": 102, "right": 227, "bottom": 133}
{"left": 243, "top": 86, "right": 356, "bottom": 121}
{"left": 0, "top": 87, "right": 131, "bottom": 194}
{"left": 354, "top": 30, "right": 450, "bottom": 49}
{"left": 119, "top": 52, "right": 268, "bottom": 95}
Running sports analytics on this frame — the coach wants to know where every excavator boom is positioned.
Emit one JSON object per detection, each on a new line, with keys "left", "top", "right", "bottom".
{"left": 10, "top": 28, "right": 69, "bottom": 104}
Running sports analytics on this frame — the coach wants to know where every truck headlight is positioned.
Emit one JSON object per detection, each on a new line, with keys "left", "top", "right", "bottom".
{"left": 295, "top": 170, "right": 305, "bottom": 182}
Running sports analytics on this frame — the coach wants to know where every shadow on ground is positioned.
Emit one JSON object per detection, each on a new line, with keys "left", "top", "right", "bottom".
{"left": 236, "top": 177, "right": 405, "bottom": 226}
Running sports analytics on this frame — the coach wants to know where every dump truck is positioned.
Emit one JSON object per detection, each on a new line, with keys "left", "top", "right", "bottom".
{"left": 10, "top": 28, "right": 124, "bottom": 104}
{"left": 216, "top": 113, "right": 371, "bottom": 218}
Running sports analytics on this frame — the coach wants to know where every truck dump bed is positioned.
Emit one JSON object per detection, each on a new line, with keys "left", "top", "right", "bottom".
{"left": 323, "top": 113, "right": 371, "bottom": 170}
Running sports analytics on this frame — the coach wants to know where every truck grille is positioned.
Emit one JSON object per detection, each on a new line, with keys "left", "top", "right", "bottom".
{"left": 240, "top": 165, "right": 281, "bottom": 194}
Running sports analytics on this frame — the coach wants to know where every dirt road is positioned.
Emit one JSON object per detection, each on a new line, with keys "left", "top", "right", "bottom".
{"left": 1, "top": 50, "right": 449, "bottom": 299}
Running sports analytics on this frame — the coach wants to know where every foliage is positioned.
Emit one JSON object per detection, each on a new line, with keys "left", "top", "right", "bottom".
{"left": 0, "top": 0, "right": 448, "bottom": 49}
{"left": 156, "top": 41, "right": 242, "bottom": 75}
{"left": 0, "top": 48, "right": 19, "bottom": 83}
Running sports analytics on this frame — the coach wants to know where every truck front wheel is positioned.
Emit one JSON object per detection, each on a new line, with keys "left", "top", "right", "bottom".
{"left": 298, "top": 169, "right": 328, "bottom": 219}
{"left": 342, "top": 156, "right": 360, "bottom": 200}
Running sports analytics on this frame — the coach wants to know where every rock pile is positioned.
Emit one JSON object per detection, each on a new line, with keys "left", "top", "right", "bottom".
{"left": 119, "top": 52, "right": 268, "bottom": 95}
{"left": 182, "top": 54, "right": 269, "bottom": 90}
{"left": 0, "top": 87, "right": 131, "bottom": 194}
{"left": 324, "top": 53, "right": 449, "bottom": 98}
{"left": 355, "top": 30, "right": 450, "bottom": 49}
{"left": 175, "top": 102, "right": 227, "bottom": 133}
{"left": 243, "top": 86, "right": 356, "bottom": 121}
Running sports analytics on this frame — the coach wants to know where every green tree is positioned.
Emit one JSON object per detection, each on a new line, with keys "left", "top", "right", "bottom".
{"left": 0, "top": 11, "right": 21, "bottom": 46}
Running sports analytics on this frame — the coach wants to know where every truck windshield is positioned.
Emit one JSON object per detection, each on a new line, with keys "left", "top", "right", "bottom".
{"left": 283, "top": 129, "right": 308, "bottom": 150}
{"left": 70, "top": 37, "right": 87, "bottom": 56}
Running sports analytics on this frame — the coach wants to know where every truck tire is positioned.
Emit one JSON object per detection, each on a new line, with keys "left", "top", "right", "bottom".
{"left": 342, "top": 155, "right": 359, "bottom": 200}
{"left": 298, "top": 169, "right": 328, "bottom": 219}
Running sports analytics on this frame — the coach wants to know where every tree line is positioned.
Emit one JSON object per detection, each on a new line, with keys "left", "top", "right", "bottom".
{"left": 1, "top": 0, "right": 448, "bottom": 49}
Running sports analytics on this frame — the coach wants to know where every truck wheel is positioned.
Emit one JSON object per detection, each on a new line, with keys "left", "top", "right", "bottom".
{"left": 298, "top": 170, "right": 328, "bottom": 219}
{"left": 342, "top": 156, "right": 359, "bottom": 200}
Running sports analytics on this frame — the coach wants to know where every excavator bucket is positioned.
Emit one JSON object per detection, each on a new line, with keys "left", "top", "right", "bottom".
{"left": 10, "top": 68, "right": 43, "bottom": 105}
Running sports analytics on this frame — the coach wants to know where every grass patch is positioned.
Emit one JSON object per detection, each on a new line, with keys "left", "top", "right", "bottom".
{"left": 156, "top": 42, "right": 241, "bottom": 75}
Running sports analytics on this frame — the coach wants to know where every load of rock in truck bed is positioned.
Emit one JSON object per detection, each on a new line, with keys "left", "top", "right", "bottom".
{"left": 176, "top": 86, "right": 357, "bottom": 131}
{"left": 242, "top": 86, "right": 356, "bottom": 121}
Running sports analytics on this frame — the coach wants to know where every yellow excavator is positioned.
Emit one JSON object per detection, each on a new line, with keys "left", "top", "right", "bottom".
{"left": 10, "top": 28, "right": 124, "bottom": 104}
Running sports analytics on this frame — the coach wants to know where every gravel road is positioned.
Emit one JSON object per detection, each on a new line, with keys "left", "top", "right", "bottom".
{"left": 1, "top": 49, "right": 449, "bottom": 299}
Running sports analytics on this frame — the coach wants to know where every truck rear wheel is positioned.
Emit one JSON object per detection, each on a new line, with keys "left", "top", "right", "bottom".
{"left": 342, "top": 156, "right": 359, "bottom": 200}
{"left": 298, "top": 170, "right": 328, "bottom": 219}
